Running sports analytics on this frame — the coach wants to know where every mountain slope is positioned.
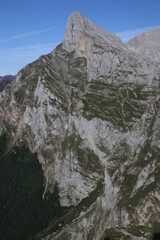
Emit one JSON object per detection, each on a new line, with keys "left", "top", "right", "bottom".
{"left": 0, "top": 12, "right": 160, "bottom": 240}
{"left": 126, "top": 28, "right": 160, "bottom": 62}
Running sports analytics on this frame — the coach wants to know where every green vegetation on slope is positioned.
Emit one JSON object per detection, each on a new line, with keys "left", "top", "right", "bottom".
{"left": 102, "top": 223, "right": 160, "bottom": 240}
{"left": 83, "top": 81, "right": 151, "bottom": 131}
{"left": 0, "top": 134, "right": 66, "bottom": 240}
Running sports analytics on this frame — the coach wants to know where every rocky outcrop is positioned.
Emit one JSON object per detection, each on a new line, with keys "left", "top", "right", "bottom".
{"left": 0, "top": 12, "right": 160, "bottom": 240}
{"left": 126, "top": 28, "right": 160, "bottom": 62}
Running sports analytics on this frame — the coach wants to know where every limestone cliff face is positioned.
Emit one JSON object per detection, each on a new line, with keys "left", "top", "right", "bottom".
{"left": 0, "top": 12, "right": 160, "bottom": 239}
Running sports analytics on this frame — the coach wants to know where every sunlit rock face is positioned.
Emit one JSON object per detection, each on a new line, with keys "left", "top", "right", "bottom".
{"left": 0, "top": 12, "right": 160, "bottom": 240}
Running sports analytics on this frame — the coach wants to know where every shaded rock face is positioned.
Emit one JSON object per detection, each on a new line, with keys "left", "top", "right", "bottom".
{"left": 0, "top": 75, "right": 15, "bottom": 91}
{"left": 0, "top": 12, "right": 160, "bottom": 240}
{"left": 126, "top": 28, "right": 160, "bottom": 62}
{"left": 153, "top": 233, "right": 160, "bottom": 240}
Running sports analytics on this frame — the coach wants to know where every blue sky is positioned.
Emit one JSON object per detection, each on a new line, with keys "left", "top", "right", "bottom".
{"left": 0, "top": 0, "right": 160, "bottom": 76}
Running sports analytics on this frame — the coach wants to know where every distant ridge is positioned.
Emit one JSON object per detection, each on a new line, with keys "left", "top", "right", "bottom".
{"left": 126, "top": 28, "right": 160, "bottom": 61}
{"left": 0, "top": 75, "right": 15, "bottom": 92}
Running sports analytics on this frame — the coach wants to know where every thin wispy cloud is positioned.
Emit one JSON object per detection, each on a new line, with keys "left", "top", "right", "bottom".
{"left": 115, "top": 26, "right": 160, "bottom": 42}
{"left": 0, "top": 42, "right": 59, "bottom": 75}
{"left": 0, "top": 43, "right": 58, "bottom": 61}
{"left": 0, "top": 27, "right": 56, "bottom": 43}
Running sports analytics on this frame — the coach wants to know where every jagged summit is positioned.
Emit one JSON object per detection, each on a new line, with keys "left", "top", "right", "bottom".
{"left": 62, "top": 12, "right": 129, "bottom": 81}
{"left": 63, "top": 11, "right": 123, "bottom": 55}
{"left": 126, "top": 27, "right": 160, "bottom": 61}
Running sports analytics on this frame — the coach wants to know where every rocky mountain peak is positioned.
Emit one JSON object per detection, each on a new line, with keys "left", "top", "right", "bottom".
{"left": 62, "top": 12, "right": 128, "bottom": 81}
{"left": 63, "top": 11, "right": 123, "bottom": 56}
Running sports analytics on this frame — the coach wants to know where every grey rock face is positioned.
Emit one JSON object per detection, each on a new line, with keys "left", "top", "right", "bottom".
{"left": 0, "top": 12, "right": 160, "bottom": 239}
{"left": 126, "top": 28, "right": 160, "bottom": 62}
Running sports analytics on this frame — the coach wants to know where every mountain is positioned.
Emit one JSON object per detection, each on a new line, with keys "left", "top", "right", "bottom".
{"left": 126, "top": 28, "right": 160, "bottom": 62}
{"left": 0, "top": 12, "right": 160, "bottom": 240}
{"left": 0, "top": 75, "right": 15, "bottom": 91}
